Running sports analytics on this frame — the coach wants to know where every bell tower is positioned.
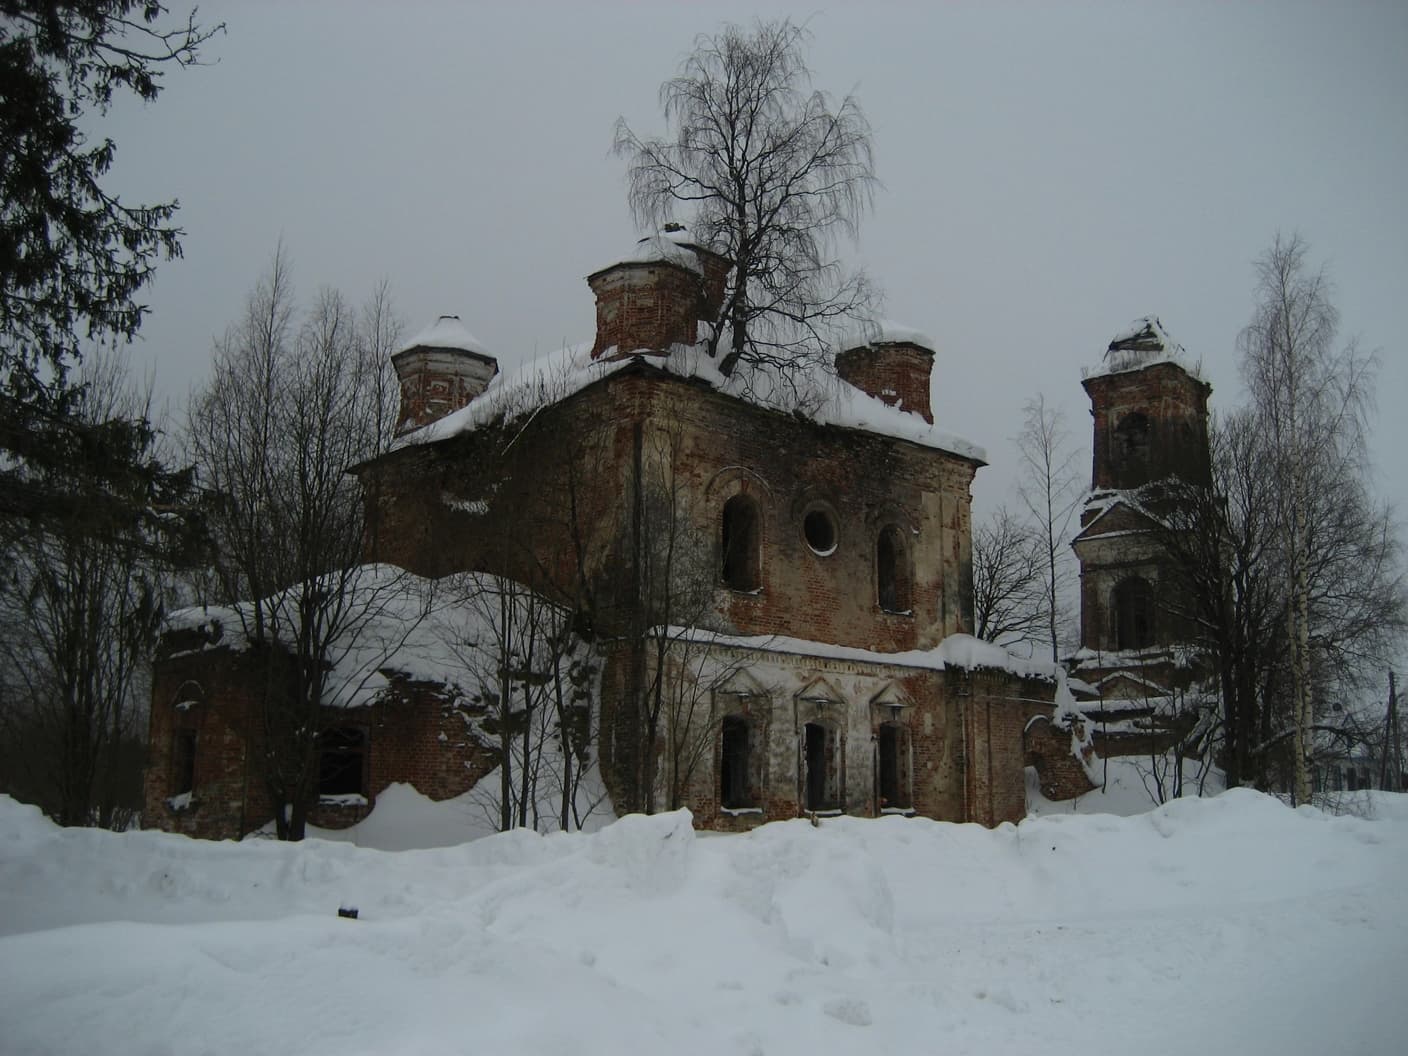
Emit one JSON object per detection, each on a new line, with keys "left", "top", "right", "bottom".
{"left": 1071, "top": 317, "right": 1211, "bottom": 679}
{"left": 1082, "top": 317, "right": 1212, "bottom": 493}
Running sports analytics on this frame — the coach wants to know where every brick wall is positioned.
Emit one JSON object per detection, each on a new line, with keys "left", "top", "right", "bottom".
{"left": 1082, "top": 362, "right": 1212, "bottom": 492}
{"left": 357, "top": 367, "right": 980, "bottom": 654}
{"left": 1024, "top": 714, "right": 1098, "bottom": 801}
{"left": 145, "top": 648, "right": 282, "bottom": 840}
{"left": 392, "top": 346, "right": 498, "bottom": 434}
{"left": 588, "top": 264, "right": 706, "bottom": 360}
{"left": 145, "top": 650, "right": 500, "bottom": 840}
{"left": 835, "top": 342, "right": 935, "bottom": 423}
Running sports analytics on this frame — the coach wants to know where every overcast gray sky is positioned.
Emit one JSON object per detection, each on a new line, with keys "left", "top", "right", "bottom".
{"left": 102, "top": 0, "right": 1407, "bottom": 520}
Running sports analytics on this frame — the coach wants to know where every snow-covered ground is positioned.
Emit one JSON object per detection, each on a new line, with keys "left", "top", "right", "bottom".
{"left": 2, "top": 790, "right": 1405, "bottom": 1055}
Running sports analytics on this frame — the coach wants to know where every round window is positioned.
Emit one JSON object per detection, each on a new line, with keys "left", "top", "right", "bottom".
{"left": 803, "top": 509, "right": 838, "bottom": 556}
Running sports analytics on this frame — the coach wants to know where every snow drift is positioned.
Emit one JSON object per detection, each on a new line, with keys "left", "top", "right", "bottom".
{"left": 1, "top": 790, "right": 1405, "bottom": 1055}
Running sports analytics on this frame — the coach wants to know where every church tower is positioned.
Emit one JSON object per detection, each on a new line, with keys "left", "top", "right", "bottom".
{"left": 1071, "top": 318, "right": 1211, "bottom": 700}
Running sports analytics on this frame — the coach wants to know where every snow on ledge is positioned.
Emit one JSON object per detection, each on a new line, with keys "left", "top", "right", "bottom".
{"left": 655, "top": 627, "right": 1062, "bottom": 682}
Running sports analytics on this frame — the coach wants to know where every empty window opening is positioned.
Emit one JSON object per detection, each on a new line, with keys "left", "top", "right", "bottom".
{"left": 804, "top": 721, "right": 840, "bottom": 811}
{"left": 803, "top": 508, "right": 837, "bottom": 556}
{"left": 1114, "top": 412, "right": 1151, "bottom": 471}
{"left": 318, "top": 727, "right": 366, "bottom": 797}
{"left": 720, "top": 716, "right": 753, "bottom": 809}
{"left": 721, "top": 495, "right": 761, "bottom": 591}
{"left": 877, "top": 722, "right": 911, "bottom": 810}
{"left": 877, "top": 526, "right": 912, "bottom": 613}
{"left": 1113, "top": 577, "right": 1155, "bottom": 650}
{"left": 171, "top": 730, "right": 196, "bottom": 796}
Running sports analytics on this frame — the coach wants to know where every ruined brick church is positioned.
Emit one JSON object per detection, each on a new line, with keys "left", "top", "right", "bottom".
{"left": 145, "top": 230, "right": 1208, "bottom": 840}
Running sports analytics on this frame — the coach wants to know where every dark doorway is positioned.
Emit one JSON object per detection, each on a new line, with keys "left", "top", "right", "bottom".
{"left": 804, "top": 722, "right": 835, "bottom": 810}
{"left": 877, "top": 723, "right": 909, "bottom": 809}
{"left": 720, "top": 716, "right": 751, "bottom": 808}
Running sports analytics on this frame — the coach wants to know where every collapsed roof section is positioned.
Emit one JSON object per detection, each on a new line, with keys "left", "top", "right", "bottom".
{"left": 1083, "top": 315, "right": 1203, "bottom": 382}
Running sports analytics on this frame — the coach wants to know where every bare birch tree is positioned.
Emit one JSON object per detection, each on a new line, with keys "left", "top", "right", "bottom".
{"left": 1016, "top": 395, "right": 1081, "bottom": 662}
{"left": 615, "top": 18, "right": 877, "bottom": 379}
{"left": 1238, "top": 234, "right": 1404, "bottom": 803}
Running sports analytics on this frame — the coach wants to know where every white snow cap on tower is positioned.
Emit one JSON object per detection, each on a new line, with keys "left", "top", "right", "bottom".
{"left": 397, "top": 315, "right": 491, "bottom": 358}
{"left": 1085, "top": 316, "right": 1200, "bottom": 380}
{"left": 600, "top": 229, "right": 704, "bottom": 276}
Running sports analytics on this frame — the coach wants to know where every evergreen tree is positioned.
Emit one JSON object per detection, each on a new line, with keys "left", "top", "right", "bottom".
{"left": 0, "top": 1, "right": 220, "bottom": 546}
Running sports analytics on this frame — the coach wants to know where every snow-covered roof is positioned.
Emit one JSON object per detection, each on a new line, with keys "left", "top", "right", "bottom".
{"left": 591, "top": 230, "right": 704, "bottom": 278}
{"left": 1082, "top": 316, "right": 1202, "bottom": 382}
{"left": 163, "top": 567, "right": 557, "bottom": 712}
{"left": 838, "top": 318, "right": 937, "bottom": 353}
{"left": 395, "top": 338, "right": 986, "bottom": 463}
{"left": 396, "top": 315, "right": 492, "bottom": 358}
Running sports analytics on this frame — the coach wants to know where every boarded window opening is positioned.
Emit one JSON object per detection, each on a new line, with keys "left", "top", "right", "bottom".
{"left": 172, "top": 730, "right": 196, "bottom": 796}
{"left": 720, "top": 716, "right": 753, "bottom": 809}
{"left": 877, "top": 526, "right": 911, "bottom": 613}
{"left": 721, "top": 495, "right": 761, "bottom": 591}
{"left": 878, "top": 722, "right": 911, "bottom": 809}
{"left": 318, "top": 727, "right": 366, "bottom": 797}
{"left": 804, "top": 721, "right": 839, "bottom": 811}
{"left": 1113, "top": 577, "right": 1155, "bottom": 650}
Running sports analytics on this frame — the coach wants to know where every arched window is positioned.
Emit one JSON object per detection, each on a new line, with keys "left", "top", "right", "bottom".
{"left": 318, "top": 727, "right": 367, "bottom": 797}
{"left": 721, "top": 495, "right": 761, "bottom": 591}
{"left": 1113, "top": 577, "right": 1155, "bottom": 650}
{"left": 1114, "top": 412, "right": 1151, "bottom": 471}
{"left": 719, "top": 716, "right": 753, "bottom": 809}
{"left": 876, "top": 525, "right": 912, "bottom": 613}
{"left": 877, "top": 722, "right": 911, "bottom": 810}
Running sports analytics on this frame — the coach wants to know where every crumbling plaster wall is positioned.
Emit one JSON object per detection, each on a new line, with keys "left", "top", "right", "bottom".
{"left": 600, "top": 639, "right": 1041, "bottom": 830}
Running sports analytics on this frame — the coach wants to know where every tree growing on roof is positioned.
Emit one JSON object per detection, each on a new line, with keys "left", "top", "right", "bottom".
{"left": 183, "top": 249, "right": 418, "bottom": 840}
{"left": 0, "top": 2, "right": 219, "bottom": 548}
{"left": 614, "top": 18, "right": 877, "bottom": 379}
